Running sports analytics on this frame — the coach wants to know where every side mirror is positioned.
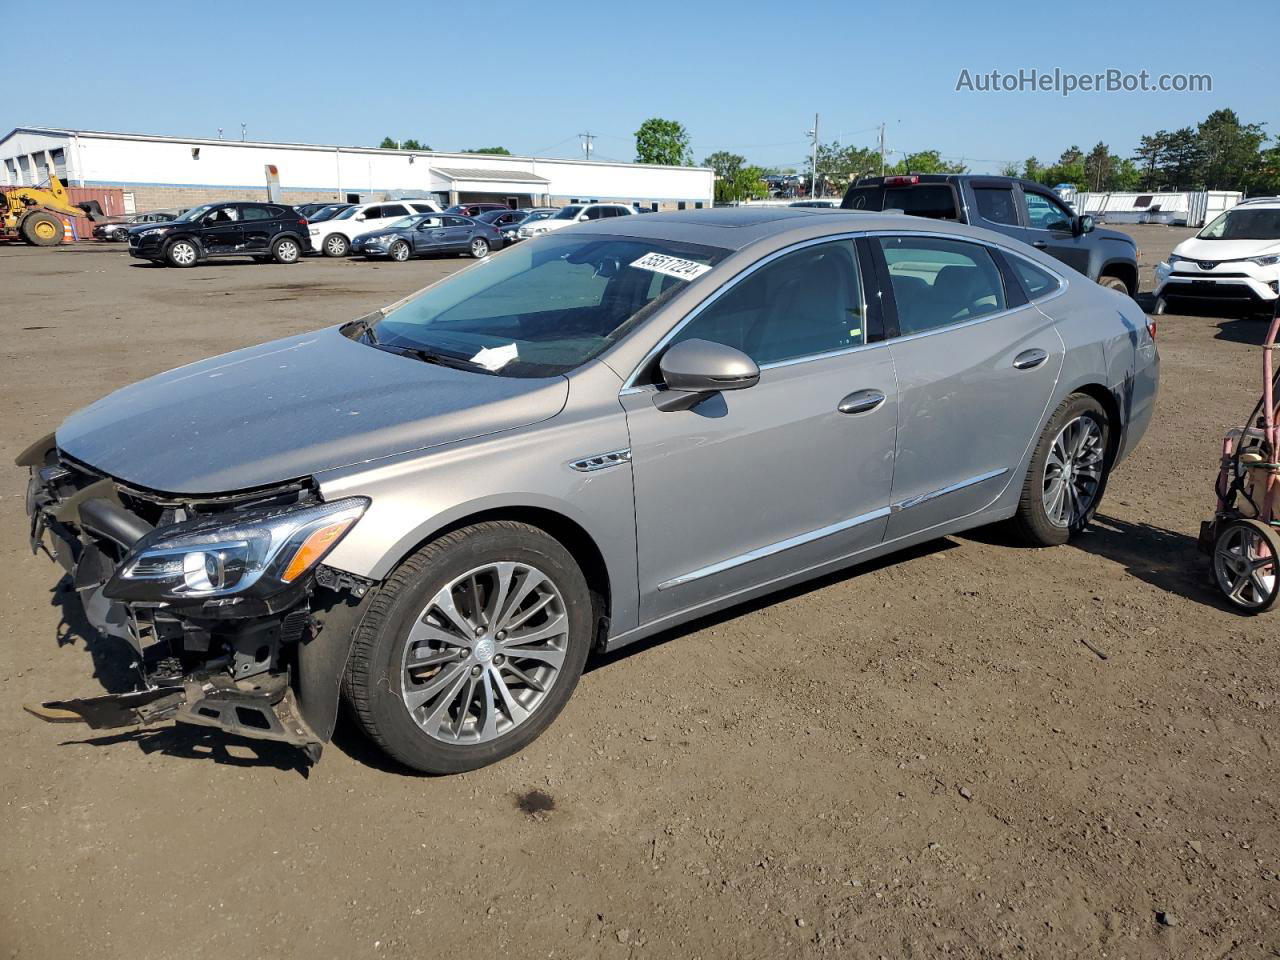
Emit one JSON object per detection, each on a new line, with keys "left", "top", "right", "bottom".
{"left": 355, "top": 213, "right": 367, "bottom": 221}
{"left": 1074, "top": 214, "right": 1094, "bottom": 235}
{"left": 654, "top": 339, "right": 759, "bottom": 412}
{"left": 578, "top": 213, "right": 590, "bottom": 222}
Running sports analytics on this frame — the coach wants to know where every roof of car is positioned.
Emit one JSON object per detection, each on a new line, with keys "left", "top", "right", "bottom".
{"left": 566, "top": 206, "right": 1024, "bottom": 254}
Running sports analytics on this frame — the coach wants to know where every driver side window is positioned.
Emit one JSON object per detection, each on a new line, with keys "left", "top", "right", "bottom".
{"left": 667, "top": 241, "right": 864, "bottom": 366}
{"left": 1024, "top": 192, "right": 1073, "bottom": 231}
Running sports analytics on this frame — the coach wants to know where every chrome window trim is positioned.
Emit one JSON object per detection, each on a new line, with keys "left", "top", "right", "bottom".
{"left": 619, "top": 227, "right": 1070, "bottom": 397}
{"left": 889, "top": 467, "right": 1009, "bottom": 514}
{"left": 656, "top": 505, "right": 890, "bottom": 591}
{"left": 619, "top": 232, "right": 869, "bottom": 392}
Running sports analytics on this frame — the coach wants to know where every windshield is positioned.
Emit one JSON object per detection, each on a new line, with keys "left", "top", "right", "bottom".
{"left": 553, "top": 206, "right": 583, "bottom": 220}
{"left": 371, "top": 233, "right": 730, "bottom": 377}
{"left": 310, "top": 204, "right": 345, "bottom": 222}
{"left": 525, "top": 210, "right": 554, "bottom": 222}
{"left": 1199, "top": 207, "right": 1280, "bottom": 241}
{"left": 477, "top": 209, "right": 512, "bottom": 223}
{"left": 332, "top": 206, "right": 360, "bottom": 220}
{"left": 388, "top": 215, "right": 427, "bottom": 230}
{"left": 174, "top": 203, "right": 218, "bottom": 223}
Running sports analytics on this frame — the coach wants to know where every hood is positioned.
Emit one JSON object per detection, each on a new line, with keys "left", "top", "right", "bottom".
{"left": 356, "top": 229, "right": 402, "bottom": 242}
{"left": 1172, "top": 236, "right": 1280, "bottom": 262}
{"left": 56, "top": 326, "right": 568, "bottom": 495}
{"left": 527, "top": 218, "right": 572, "bottom": 232}
{"left": 1092, "top": 225, "right": 1135, "bottom": 247}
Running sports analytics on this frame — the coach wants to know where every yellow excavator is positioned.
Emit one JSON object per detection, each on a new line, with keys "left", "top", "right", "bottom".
{"left": 2, "top": 174, "right": 103, "bottom": 245}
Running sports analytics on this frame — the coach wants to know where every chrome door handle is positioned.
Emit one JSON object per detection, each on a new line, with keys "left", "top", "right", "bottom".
{"left": 838, "top": 389, "right": 886, "bottom": 415}
{"left": 1013, "top": 348, "right": 1048, "bottom": 370}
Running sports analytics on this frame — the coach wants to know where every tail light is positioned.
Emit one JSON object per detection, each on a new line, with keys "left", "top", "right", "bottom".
{"left": 298, "top": 218, "right": 309, "bottom": 228}
{"left": 1146, "top": 316, "right": 1157, "bottom": 341}
{"left": 884, "top": 175, "right": 920, "bottom": 186}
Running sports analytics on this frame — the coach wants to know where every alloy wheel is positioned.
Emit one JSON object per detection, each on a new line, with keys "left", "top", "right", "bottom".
{"left": 471, "top": 238, "right": 489, "bottom": 258}
{"left": 400, "top": 562, "right": 568, "bottom": 744}
{"left": 276, "top": 239, "right": 298, "bottom": 262}
{"left": 1042, "top": 414, "right": 1104, "bottom": 528}
{"left": 1213, "top": 521, "right": 1280, "bottom": 612}
{"left": 391, "top": 241, "right": 410, "bottom": 262}
{"left": 171, "top": 242, "right": 196, "bottom": 266}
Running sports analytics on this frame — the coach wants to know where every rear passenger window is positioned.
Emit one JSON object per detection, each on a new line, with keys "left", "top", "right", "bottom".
{"left": 667, "top": 241, "right": 864, "bottom": 365}
{"left": 1009, "top": 257, "right": 1060, "bottom": 299}
{"left": 877, "top": 236, "right": 1006, "bottom": 336}
{"left": 410, "top": 203, "right": 435, "bottom": 213}
{"left": 974, "top": 187, "right": 1018, "bottom": 225}
{"left": 241, "top": 206, "right": 272, "bottom": 221}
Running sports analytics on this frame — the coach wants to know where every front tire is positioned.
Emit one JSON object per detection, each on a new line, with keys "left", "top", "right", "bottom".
{"left": 165, "top": 239, "right": 199, "bottom": 268}
{"left": 1212, "top": 519, "right": 1280, "bottom": 613}
{"left": 344, "top": 521, "right": 593, "bottom": 774}
{"left": 1011, "top": 394, "right": 1111, "bottom": 546}
{"left": 390, "top": 240, "right": 411, "bottom": 262}
{"left": 21, "top": 212, "right": 62, "bottom": 246}
{"left": 322, "top": 233, "right": 350, "bottom": 258}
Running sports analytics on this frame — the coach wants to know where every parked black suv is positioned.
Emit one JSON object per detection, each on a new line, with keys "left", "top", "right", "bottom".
{"left": 842, "top": 175, "right": 1138, "bottom": 295}
{"left": 128, "top": 201, "right": 313, "bottom": 267}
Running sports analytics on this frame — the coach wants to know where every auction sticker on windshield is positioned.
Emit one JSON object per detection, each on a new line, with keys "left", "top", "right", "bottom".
{"left": 630, "top": 252, "right": 712, "bottom": 281}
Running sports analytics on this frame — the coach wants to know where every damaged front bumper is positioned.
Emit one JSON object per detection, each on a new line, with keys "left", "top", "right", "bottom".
{"left": 18, "top": 434, "right": 374, "bottom": 765}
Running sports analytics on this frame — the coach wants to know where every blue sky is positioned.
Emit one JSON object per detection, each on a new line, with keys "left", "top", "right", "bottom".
{"left": 14, "top": 0, "right": 1271, "bottom": 173}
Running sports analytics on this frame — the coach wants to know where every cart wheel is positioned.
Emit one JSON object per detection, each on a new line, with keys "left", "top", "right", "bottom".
{"left": 1212, "top": 518, "right": 1280, "bottom": 613}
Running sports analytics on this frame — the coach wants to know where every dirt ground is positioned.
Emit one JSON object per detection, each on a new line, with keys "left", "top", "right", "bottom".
{"left": 1, "top": 227, "right": 1277, "bottom": 960}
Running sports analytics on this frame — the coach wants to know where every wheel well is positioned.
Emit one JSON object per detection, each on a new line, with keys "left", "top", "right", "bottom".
{"left": 405, "top": 507, "right": 612, "bottom": 643}
{"left": 1099, "top": 261, "right": 1137, "bottom": 295}
{"left": 1073, "top": 383, "right": 1123, "bottom": 461}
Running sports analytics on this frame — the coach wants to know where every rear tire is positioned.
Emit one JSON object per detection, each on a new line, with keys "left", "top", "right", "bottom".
{"left": 1099, "top": 274, "right": 1130, "bottom": 296}
{"left": 165, "top": 239, "right": 199, "bottom": 268}
{"left": 470, "top": 237, "right": 490, "bottom": 258}
{"left": 271, "top": 236, "right": 301, "bottom": 264}
{"left": 1011, "top": 393, "right": 1111, "bottom": 546}
{"left": 344, "top": 521, "right": 593, "bottom": 774}
{"left": 21, "top": 212, "right": 62, "bottom": 246}
{"left": 322, "top": 234, "right": 350, "bottom": 258}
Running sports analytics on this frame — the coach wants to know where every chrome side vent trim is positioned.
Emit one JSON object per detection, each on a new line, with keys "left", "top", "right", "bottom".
{"left": 569, "top": 449, "right": 632, "bottom": 473}
{"left": 890, "top": 467, "right": 1009, "bottom": 514}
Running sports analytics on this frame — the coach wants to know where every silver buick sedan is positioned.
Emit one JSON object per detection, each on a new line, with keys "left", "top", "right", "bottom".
{"left": 20, "top": 208, "right": 1158, "bottom": 773}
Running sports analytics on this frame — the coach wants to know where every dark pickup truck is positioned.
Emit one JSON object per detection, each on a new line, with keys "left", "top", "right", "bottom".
{"left": 842, "top": 174, "right": 1138, "bottom": 296}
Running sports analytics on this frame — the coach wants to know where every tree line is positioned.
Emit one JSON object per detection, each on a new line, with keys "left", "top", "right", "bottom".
{"left": 637, "top": 108, "right": 1280, "bottom": 200}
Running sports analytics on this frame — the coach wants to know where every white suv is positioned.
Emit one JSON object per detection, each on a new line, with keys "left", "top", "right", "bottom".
{"left": 518, "top": 202, "right": 634, "bottom": 239}
{"left": 311, "top": 199, "right": 441, "bottom": 257}
{"left": 1154, "top": 198, "right": 1280, "bottom": 315}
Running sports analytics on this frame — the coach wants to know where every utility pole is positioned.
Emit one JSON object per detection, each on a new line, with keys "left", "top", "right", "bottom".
{"left": 808, "top": 113, "right": 819, "bottom": 198}
{"left": 579, "top": 132, "right": 594, "bottom": 161}
{"left": 878, "top": 122, "right": 886, "bottom": 177}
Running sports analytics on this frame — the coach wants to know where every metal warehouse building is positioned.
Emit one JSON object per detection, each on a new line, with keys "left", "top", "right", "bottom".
{"left": 0, "top": 126, "right": 713, "bottom": 214}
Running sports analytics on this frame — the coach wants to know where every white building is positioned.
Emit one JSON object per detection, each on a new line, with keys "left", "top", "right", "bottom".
{"left": 0, "top": 126, "right": 714, "bottom": 213}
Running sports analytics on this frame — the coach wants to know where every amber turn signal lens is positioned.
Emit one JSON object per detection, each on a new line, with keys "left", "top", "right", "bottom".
{"left": 280, "top": 518, "right": 357, "bottom": 583}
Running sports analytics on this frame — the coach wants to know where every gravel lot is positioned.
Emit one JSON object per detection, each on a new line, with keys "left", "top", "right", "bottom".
{"left": 2, "top": 227, "right": 1277, "bottom": 959}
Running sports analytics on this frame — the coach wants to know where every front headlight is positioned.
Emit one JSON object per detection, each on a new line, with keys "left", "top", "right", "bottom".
{"left": 105, "top": 497, "right": 369, "bottom": 601}
{"left": 140, "top": 227, "right": 169, "bottom": 237}
{"left": 1250, "top": 254, "right": 1280, "bottom": 267}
